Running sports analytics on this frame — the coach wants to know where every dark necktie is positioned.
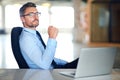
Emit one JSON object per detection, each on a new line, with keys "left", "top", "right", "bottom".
{"left": 36, "top": 31, "right": 57, "bottom": 68}
{"left": 36, "top": 31, "right": 46, "bottom": 49}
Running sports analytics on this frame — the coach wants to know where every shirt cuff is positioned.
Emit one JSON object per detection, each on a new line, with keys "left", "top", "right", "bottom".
{"left": 47, "top": 38, "right": 57, "bottom": 48}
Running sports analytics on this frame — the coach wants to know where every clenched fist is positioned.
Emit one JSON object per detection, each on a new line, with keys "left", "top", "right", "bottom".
{"left": 48, "top": 26, "right": 58, "bottom": 39}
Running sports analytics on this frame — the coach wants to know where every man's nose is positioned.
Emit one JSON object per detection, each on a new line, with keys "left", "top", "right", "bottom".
{"left": 34, "top": 14, "right": 39, "bottom": 19}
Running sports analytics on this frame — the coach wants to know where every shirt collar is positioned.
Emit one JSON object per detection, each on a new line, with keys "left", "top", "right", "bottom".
{"left": 23, "top": 27, "right": 37, "bottom": 36}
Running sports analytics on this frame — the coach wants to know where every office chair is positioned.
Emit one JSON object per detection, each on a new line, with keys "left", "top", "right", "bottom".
{"left": 11, "top": 27, "right": 29, "bottom": 68}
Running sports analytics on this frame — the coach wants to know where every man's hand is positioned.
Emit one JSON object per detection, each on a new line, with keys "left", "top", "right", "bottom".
{"left": 48, "top": 26, "right": 58, "bottom": 39}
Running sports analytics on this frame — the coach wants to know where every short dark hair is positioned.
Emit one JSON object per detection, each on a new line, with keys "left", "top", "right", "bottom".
{"left": 19, "top": 2, "right": 36, "bottom": 16}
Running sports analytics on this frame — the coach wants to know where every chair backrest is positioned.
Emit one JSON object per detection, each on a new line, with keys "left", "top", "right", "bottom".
{"left": 11, "top": 27, "right": 29, "bottom": 68}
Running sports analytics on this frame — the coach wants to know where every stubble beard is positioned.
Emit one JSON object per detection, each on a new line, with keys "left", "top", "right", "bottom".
{"left": 30, "top": 20, "right": 39, "bottom": 28}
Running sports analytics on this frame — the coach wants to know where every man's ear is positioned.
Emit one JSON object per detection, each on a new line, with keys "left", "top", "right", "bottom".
{"left": 20, "top": 17, "right": 25, "bottom": 23}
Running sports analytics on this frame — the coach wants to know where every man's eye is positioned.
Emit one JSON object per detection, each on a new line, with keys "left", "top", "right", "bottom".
{"left": 29, "top": 13, "right": 34, "bottom": 16}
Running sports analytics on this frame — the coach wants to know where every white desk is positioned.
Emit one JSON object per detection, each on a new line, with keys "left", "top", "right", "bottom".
{"left": 0, "top": 69, "right": 120, "bottom": 80}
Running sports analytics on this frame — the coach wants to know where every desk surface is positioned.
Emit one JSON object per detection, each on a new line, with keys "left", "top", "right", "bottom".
{"left": 0, "top": 69, "right": 120, "bottom": 80}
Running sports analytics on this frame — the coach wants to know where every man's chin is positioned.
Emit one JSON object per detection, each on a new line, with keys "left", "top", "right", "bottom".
{"left": 33, "top": 23, "right": 39, "bottom": 27}
{"left": 29, "top": 24, "right": 39, "bottom": 28}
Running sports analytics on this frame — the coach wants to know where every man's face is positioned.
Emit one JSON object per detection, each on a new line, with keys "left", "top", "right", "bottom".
{"left": 21, "top": 7, "right": 40, "bottom": 29}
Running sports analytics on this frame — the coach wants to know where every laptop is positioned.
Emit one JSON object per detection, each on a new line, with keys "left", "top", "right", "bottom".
{"left": 60, "top": 47, "right": 117, "bottom": 78}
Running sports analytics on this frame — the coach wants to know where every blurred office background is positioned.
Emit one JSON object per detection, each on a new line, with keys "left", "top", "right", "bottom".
{"left": 0, "top": 0, "right": 120, "bottom": 68}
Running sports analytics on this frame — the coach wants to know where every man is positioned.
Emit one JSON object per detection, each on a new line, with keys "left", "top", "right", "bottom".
{"left": 19, "top": 2, "right": 78, "bottom": 69}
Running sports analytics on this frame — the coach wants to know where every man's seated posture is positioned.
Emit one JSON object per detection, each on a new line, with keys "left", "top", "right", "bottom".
{"left": 19, "top": 2, "right": 78, "bottom": 69}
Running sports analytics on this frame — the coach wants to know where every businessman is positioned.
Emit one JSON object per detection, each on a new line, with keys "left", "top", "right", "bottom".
{"left": 19, "top": 2, "right": 78, "bottom": 69}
